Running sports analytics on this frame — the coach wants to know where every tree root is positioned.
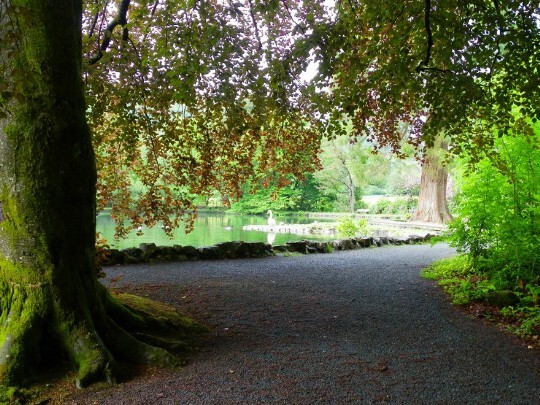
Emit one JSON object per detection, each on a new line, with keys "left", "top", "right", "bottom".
{"left": 63, "top": 320, "right": 122, "bottom": 389}
{"left": 0, "top": 282, "right": 208, "bottom": 390}
{"left": 0, "top": 285, "right": 47, "bottom": 385}
{"left": 101, "top": 315, "right": 184, "bottom": 368}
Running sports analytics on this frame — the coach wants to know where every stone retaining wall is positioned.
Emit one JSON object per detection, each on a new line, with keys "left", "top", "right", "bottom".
{"left": 100, "top": 234, "right": 435, "bottom": 266}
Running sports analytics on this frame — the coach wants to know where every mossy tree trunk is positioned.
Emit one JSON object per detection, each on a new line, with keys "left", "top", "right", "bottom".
{"left": 0, "top": 1, "right": 197, "bottom": 390}
{"left": 410, "top": 137, "right": 453, "bottom": 224}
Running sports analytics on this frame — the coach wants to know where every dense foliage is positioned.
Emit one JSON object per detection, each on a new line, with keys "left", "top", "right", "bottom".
{"left": 318, "top": 1, "right": 540, "bottom": 156}
{"left": 228, "top": 175, "right": 335, "bottom": 214}
{"left": 82, "top": 0, "right": 328, "bottom": 236}
{"left": 449, "top": 125, "right": 540, "bottom": 291}
{"left": 228, "top": 135, "right": 421, "bottom": 214}
{"left": 424, "top": 125, "right": 540, "bottom": 339}
{"left": 78, "top": 1, "right": 540, "bottom": 234}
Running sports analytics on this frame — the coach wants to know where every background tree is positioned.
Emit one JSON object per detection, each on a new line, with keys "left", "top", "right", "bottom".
{"left": 410, "top": 136, "right": 453, "bottom": 222}
{"left": 315, "top": 135, "right": 378, "bottom": 212}
{"left": 307, "top": 0, "right": 540, "bottom": 222}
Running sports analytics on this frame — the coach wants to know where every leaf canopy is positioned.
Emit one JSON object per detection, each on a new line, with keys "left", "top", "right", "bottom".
{"left": 4, "top": 1, "right": 537, "bottom": 234}
{"left": 314, "top": 0, "right": 540, "bottom": 157}
{"left": 82, "top": 0, "right": 328, "bottom": 235}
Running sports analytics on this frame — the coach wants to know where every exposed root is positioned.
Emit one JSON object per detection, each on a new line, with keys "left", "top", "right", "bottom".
{"left": 131, "top": 332, "right": 191, "bottom": 353}
{"left": 76, "top": 357, "right": 118, "bottom": 389}
{"left": 0, "top": 283, "right": 207, "bottom": 392}
{"left": 101, "top": 315, "right": 185, "bottom": 367}
{"left": 104, "top": 288, "right": 207, "bottom": 337}
{"left": 53, "top": 311, "right": 123, "bottom": 389}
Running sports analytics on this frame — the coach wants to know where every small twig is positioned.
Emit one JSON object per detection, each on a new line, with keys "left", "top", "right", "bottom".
{"left": 248, "top": 0, "right": 263, "bottom": 50}
{"left": 142, "top": 0, "right": 160, "bottom": 43}
{"left": 281, "top": 0, "right": 306, "bottom": 35}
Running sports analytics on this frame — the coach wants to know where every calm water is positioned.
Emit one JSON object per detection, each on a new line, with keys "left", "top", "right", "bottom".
{"left": 97, "top": 212, "right": 336, "bottom": 249}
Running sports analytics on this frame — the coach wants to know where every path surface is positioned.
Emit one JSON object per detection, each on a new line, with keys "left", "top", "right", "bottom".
{"left": 68, "top": 244, "right": 539, "bottom": 404}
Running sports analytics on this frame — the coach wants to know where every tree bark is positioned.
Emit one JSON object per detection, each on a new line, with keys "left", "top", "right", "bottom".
{"left": 410, "top": 138, "right": 453, "bottom": 223}
{"left": 347, "top": 170, "right": 356, "bottom": 213}
{"left": 0, "top": 1, "right": 201, "bottom": 391}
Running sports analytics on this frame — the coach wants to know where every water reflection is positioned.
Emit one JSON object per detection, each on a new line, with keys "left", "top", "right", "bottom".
{"left": 97, "top": 212, "right": 335, "bottom": 249}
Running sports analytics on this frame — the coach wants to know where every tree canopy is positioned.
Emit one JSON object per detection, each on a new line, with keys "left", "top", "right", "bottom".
{"left": 76, "top": 0, "right": 540, "bottom": 234}
{"left": 82, "top": 0, "right": 328, "bottom": 235}
{"left": 316, "top": 1, "right": 540, "bottom": 156}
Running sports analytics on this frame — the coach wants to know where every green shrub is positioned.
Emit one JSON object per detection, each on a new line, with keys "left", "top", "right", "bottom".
{"left": 370, "top": 199, "right": 393, "bottom": 214}
{"left": 421, "top": 255, "right": 496, "bottom": 304}
{"left": 336, "top": 217, "right": 369, "bottom": 238}
{"left": 370, "top": 197, "right": 418, "bottom": 215}
{"left": 500, "top": 306, "right": 540, "bottom": 337}
{"left": 448, "top": 126, "right": 540, "bottom": 289}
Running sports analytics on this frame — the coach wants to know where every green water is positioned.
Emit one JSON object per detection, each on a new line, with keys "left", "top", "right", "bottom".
{"left": 97, "top": 212, "right": 336, "bottom": 249}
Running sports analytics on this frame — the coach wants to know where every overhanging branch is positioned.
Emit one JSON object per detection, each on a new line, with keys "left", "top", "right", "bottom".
{"left": 247, "top": 0, "right": 263, "bottom": 51}
{"left": 416, "top": 0, "right": 433, "bottom": 72}
{"left": 88, "top": 0, "right": 131, "bottom": 65}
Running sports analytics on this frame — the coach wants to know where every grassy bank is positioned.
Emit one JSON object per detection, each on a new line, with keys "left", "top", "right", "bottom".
{"left": 422, "top": 255, "right": 539, "bottom": 347}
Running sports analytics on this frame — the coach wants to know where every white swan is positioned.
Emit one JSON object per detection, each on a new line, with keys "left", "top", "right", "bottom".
{"left": 267, "top": 210, "right": 276, "bottom": 227}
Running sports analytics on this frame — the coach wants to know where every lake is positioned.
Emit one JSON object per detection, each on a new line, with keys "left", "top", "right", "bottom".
{"left": 97, "top": 212, "right": 336, "bottom": 249}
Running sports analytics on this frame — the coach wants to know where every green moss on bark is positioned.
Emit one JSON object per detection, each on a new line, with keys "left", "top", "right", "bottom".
{"left": 0, "top": 0, "right": 207, "bottom": 391}
{"left": 112, "top": 292, "right": 208, "bottom": 334}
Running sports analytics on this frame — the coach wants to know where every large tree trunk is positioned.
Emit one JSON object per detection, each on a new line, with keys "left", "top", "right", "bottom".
{"left": 410, "top": 138, "right": 452, "bottom": 223}
{"left": 0, "top": 1, "right": 202, "bottom": 392}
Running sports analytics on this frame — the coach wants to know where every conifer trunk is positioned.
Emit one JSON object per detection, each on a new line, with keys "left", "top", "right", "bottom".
{"left": 0, "top": 1, "right": 197, "bottom": 390}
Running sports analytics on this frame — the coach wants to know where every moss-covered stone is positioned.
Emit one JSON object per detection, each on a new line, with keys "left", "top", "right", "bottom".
{"left": 486, "top": 290, "right": 520, "bottom": 308}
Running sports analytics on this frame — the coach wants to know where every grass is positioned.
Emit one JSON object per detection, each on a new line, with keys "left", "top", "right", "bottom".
{"left": 422, "top": 255, "right": 539, "bottom": 346}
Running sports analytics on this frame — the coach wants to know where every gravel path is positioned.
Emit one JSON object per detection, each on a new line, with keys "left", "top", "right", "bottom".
{"left": 67, "top": 243, "right": 539, "bottom": 404}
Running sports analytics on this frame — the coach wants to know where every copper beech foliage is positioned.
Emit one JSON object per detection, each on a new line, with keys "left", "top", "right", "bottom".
{"left": 83, "top": 0, "right": 327, "bottom": 237}
{"left": 80, "top": 1, "right": 540, "bottom": 236}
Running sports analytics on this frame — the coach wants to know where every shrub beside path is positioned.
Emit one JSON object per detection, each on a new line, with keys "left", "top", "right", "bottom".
{"left": 66, "top": 244, "right": 539, "bottom": 404}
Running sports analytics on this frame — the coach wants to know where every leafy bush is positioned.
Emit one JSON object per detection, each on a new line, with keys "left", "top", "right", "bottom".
{"left": 424, "top": 255, "right": 539, "bottom": 338}
{"left": 336, "top": 217, "right": 369, "bottom": 238}
{"left": 435, "top": 124, "right": 540, "bottom": 340}
{"left": 370, "top": 199, "right": 393, "bottom": 214}
{"left": 500, "top": 306, "right": 540, "bottom": 337}
{"left": 421, "top": 255, "right": 495, "bottom": 305}
{"left": 448, "top": 127, "right": 540, "bottom": 289}
{"left": 369, "top": 197, "right": 418, "bottom": 215}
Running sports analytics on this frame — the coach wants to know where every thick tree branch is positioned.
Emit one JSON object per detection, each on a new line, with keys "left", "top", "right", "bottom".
{"left": 150, "top": 0, "right": 159, "bottom": 17}
{"left": 416, "top": 0, "right": 433, "bottom": 72}
{"left": 88, "top": 0, "right": 131, "bottom": 65}
{"left": 88, "top": 11, "right": 100, "bottom": 38}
